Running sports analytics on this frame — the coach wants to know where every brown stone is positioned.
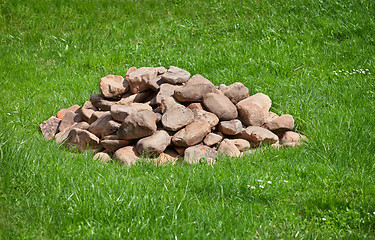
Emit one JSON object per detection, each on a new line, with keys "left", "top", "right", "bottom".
{"left": 174, "top": 84, "right": 216, "bottom": 102}
{"left": 129, "top": 103, "right": 153, "bottom": 112}
{"left": 114, "top": 146, "right": 140, "bottom": 166}
{"left": 125, "top": 66, "right": 137, "bottom": 80}
{"left": 135, "top": 130, "right": 171, "bottom": 156}
{"left": 281, "top": 131, "right": 307, "bottom": 147}
{"left": 161, "top": 105, "right": 194, "bottom": 131}
{"left": 128, "top": 67, "right": 157, "bottom": 94}
{"left": 203, "top": 93, "right": 238, "bottom": 120}
{"left": 55, "top": 122, "right": 90, "bottom": 144}
{"left": 203, "top": 132, "right": 223, "bottom": 146}
{"left": 90, "top": 94, "right": 117, "bottom": 111}
{"left": 56, "top": 104, "right": 80, "bottom": 119}
{"left": 155, "top": 66, "right": 167, "bottom": 75}
{"left": 80, "top": 101, "right": 98, "bottom": 122}
{"left": 93, "top": 152, "right": 112, "bottom": 163}
{"left": 40, "top": 116, "right": 61, "bottom": 140}
{"left": 240, "top": 126, "right": 279, "bottom": 146}
{"left": 101, "top": 135, "right": 130, "bottom": 152}
{"left": 58, "top": 110, "right": 82, "bottom": 132}
{"left": 219, "top": 82, "right": 249, "bottom": 104}
{"left": 88, "top": 111, "right": 110, "bottom": 124}
{"left": 236, "top": 97, "right": 269, "bottom": 126}
{"left": 218, "top": 119, "right": 243, "bottom": 135}
{"left": 172, "top": 120, "right": 211, "bottom": 147}
{"left": 191, "top": 109, "right": 219, "bottom": 128}
{"left": 117, "top": 110, "right": 158, "bottom": 140}
{"left": 187, "top": 102, "right": 204, "bottom": 110}
{"left": 100, "top": 75, "right": 129, "bottom": 99}
{"left": 101, "top": 120, "right": 121, "bottom": 138}
{"left": 118, "top": 89, "right": 154, "bottom": 105}
{"left": 64, "top": 129, "right": 100, "bottom": 152}
{"left": 110, "top": 105, "right": 137, "bottom": 122}
{"left": 226, "top": 139, "right": 250, "bottom": 151}
{"left": 161, "top": 66, "right": 191, "bottom": 84}
{"left": 153, "top": 83, "right": 178, "bottom": 106}
{"left": 87, "top": 112, "right": 112, "bottom": 137}
{"left": 157, "top": 148, "right": 180, "bottom": 164}
{"left": 264, "top": 114, "right": 294, "bottom": 136}
{"left": 185, "top": 74, "right": 214, "bottom": 86}
{"left": 218, "top": 139, "right": 241, "bottom": 157}
{"left": 184, "top": 144, "right": 217, "bottom": 165}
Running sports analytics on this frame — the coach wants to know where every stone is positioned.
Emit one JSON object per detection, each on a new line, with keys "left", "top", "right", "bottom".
{"left": 40, "top": 116, "right": 61, "bottom": 140}
{"left": 93, "top": 152, "right": 112, "bottom": 163}
{"left": 80, "top": 101, "right": 98, "bottom": 122}
{"left": 64, "top": 129, "right": 100, "bottom": 152}
{"left": 240, "top": 126, "right": 279, "bottom": 147}
{"left": 281, "top": 131, "right": 307, "bottom": 147}
{"left": 56, "top": 104, "right": 80, "bottom": 119}
{"left": 129, "top": 103, "right": 153, "bottom": 112}
{"left": 147, "top": 76, "right": 163, "bottom": 91}
{"left": 174, "top": 146, "right": 186, "bottom": 156}
{"left": 218, "top": 139, "right": 241, "bottom": 157}
{"left": 159, "top": 97, "right": 181, "bottom": 114}
{"left": 155, "top": 66, "right": 167, "bottom": 75}
{"left": 247, "top": 93, "right": 272, "bottom": 112}
{"left": 226, "top": 139, "right": 250, "bottom": 151}
{"left": 264, "top": 114, "right": 294, "bottom": 136}
{"left": 264, "top": 111, "right": 279, "bottom": 124}
{"left": 203, "top": 93, "right": 238, "bottom": 120}
{"left": 154, "top": 83, "right": 178, "bottom": 106}
{"left": 114, "top": 146, "right": 140, "bottom": 166}
{"left": 192, "top": 109, "right": 219, "bottom": 128}
{"left": 218, "top": 119, "right": 243, "bottom": 135}
{"left": 236, "top": 95, "right": 270, "bottom": 126}
{"left": 87, "top": 112, "right": 112, "bottom": 137}
{"left": 117, "top": 110, "right": 158, "bottom": 140}
{"left": 100, "top": 75, "right": 129, "bottom": 99}
{"left": 118, "top": 90, "right": 154, "bottom": 105}
{"left": 161, "top": 66, "right": 191, "bottom": 84}
{"left": 58, "top": 110, "right": 82, "bottom": 132}
{"left": 101, "top": 120, "right": 121, "bottom": 138}
{"left": 90, "top": 94, "right": 116, "bottom": 111}
{"left": 157, "top": 148, "right": 180, "bottom": 164}
{"left": 185, "top": 74, "right": 214, "bottom": 86}
{"left": 135, "top": 130, "right": 171, "bottom": 156}
{"left": 161, "top": 105, "right": 194, "bottom": 131}
{"left": 184, "top": 144, "right": 218, "bottom": 165}
{"left": 174, "top": 84, "right": 216, "bottom": 102}
{"left": 55, "top": 122, "right": 90, "bottom": 144}
{"left": 101, "top": 135, "right": 130, "bottom": 152}
{"left": 203, "top": 133, "right": 223, "bottom": 146}
{"left": 172, "top": 120, "right": 211, "bottom": 147}
{"left": 219, "top": 82, "right": 249, "bottom": 104}
{"left": 128, "top": 67, "right": 157, "bottom": 93}
{"left": 110, "top": 105, "right": 137, "bottom": 122}
{"left": 125, "top": 66, "right": 137, "bottom": 80}
{"left": 88, "top": 111, "right": 110, "bottom": 124}
{"left": 187, "top": 102, "right": 204, "bottom": 110}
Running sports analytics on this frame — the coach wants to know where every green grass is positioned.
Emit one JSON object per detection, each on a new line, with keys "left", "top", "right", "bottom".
{"left": 1, "top": 0, "right": 375, "bottom": 238}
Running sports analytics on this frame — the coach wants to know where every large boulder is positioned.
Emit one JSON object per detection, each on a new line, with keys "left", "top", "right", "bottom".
{"left": 100, "top": 75, "right": 129, "bottom": 99}
{"left": 174, "top": 84, "right": 216, "bottom": 102}
{"left": 136, "top": 130, "right": 171, "bottom": 156}
{"left": 127, "top": 67, "right": 157, "bottom": 93}
{"left": 161, "top": 105, "right": 194, "bottom": 131}
{"left": 240, "top": 126, "right": 279, "bottom": 146}
{"left": 161, "top": 66, "right": 191, "bottom": 84}
{"left": 172, "top": 120, "right": 211, "bottom": 147}
{"left": 117, "top": 110, "right": 158, "bottom": 140}
{"left": 203, "top": 93, "right": 238, "bottom": 120}
{"left": 219, "top": 82, "right": 249, "bottom": 104}
{"left": 184, "top": 144, "right": 218, "bottom": 165}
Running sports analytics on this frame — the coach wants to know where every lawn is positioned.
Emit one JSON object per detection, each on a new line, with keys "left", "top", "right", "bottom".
{"left": 0, "top": 0, "right": 374, "bottom": 239}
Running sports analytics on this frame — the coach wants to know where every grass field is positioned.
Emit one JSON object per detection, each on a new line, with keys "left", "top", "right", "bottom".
{"left": 1, "top": 0, "right": 375, "bottom": 238}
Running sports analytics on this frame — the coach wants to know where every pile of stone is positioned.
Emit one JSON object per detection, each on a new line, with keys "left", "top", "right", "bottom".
{"left": 40, "top": 66, "right": 307, "bottom": 165}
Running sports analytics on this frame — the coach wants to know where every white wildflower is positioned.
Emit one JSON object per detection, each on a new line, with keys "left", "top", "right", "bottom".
{"left": 259, "top": 185, "right": 264, "bottom": 189}
{"left": 257, "top": 179, "right": 263, "bottom": 182}
{"left": 322, "top": 218, "right": 326, "bottom": 221}
{"left": 267, "top": 181, "right": 272, "bottom": 184}
{"left": 284, "top": 180, "right": 288, "bottom": 183}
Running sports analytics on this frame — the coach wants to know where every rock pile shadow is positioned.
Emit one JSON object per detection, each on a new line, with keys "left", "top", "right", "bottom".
{"left": 40, "top": 66, "right": 307, "bottom": 165}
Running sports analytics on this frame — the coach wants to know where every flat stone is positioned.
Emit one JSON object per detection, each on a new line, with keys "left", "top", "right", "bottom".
{"left": 114, "top": 146, "right": 139, "bottom": 166}
{"left": 118, "top": 90, "right": 154, "bottom": 105}
{"left": 218, "top": 119, "right": 243, "bottom": 135}
{"left": 64, "top": 129, "right": 100, "bottom": 152}
{"left": 101, "top": 135, "right": 130, "bottom": 152}
{"left": 58, "top": 110, "right": 82, "bottom": 132}
{"left": 40, "top": 116, "right": 61, "bottom": 140}
{"left": 90, "top": 94, "right": 117, "bottom": 111}
{"left": 93, "top": 152, "right": 112, "bottom": 163}
{"left": 88, "top": 111, "right": 110, "bottom": 124}
{"left": 117, "top": 110, "right": 158, "bottom": 140}
{"left": 87, "top": 112, "right": 112, "bottom": 137}
{"left": 56, "top": 104, "right": 80, "bottom": 119}
{"left": 55, "top": 122, "right": 90, "bottom": 144}
{"left": 135, "top": 130, "right": 171, "bottom": 156}
{"left": 184, "top": 144, "right": 217, "bottom": 165}
{"left": 174, "top": 84, "right": 216, "bottom": 102}
{"left": 218, "top": 139, "right": 241, "bottom": 157}
{"left": 172, "top": 120, "right": 211, "bottom": 147}
{"left": 239, "top": 126, "right": 279, "bottom": 147}
{"left": 264, "top": 114, "right": 294, "bottom": 136}
{"left": 100, "top": 75, "right": 129, "bottom": 99}
{"left": 153, "top": 83, "right": 178, "bottom": 106}
{"left": 203, "top": 133, "right": 223, "bottom": 146}
{"left": 80, "top": 101, "right": 98, "bottom": 122}
{"left": 219, "top": 82, "right": 249, "bottom": 104}
{"left": 128, "top": 67, "right": 157, "bottom": 93}
{"left": 161, "top": 105, "right": 194, "bottom": 131}
{"left": 203, "top": 93, "right": 238, "bottom": 120}
{"left": 185, "top": 74, "right": 214, "bottom": 86}
{"left": 161, "top": 66, "right": 191, "bottom": 84}
{"left": 110, "top": 105, "right": 137, "bottom": 122}
{"left": 129, "top": 103, "right": 153, "bottom": 112}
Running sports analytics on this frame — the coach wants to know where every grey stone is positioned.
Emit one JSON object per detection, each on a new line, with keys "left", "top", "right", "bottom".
{"left": 203, "top": 93, "right": 238, "bottom": 120}
{"left": 161, "top": 105, "right": 194, "bottom": 131}
{"left": 219, "top": 82, "right": 249, "bottom": 104}
{"left": 110, "top": 105, "right": 137, "bottom": 122}
{"left": 161, "top": 66, "right": 191, "bottom": 84}
{"left": 40, "top": 116, "right": 61, "bottom": 140}
{"left": 184, "top": 144, "right": 218, "bottom": 165}
{"left": 218, "top": 119, "right": 243, "bottom": 135}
